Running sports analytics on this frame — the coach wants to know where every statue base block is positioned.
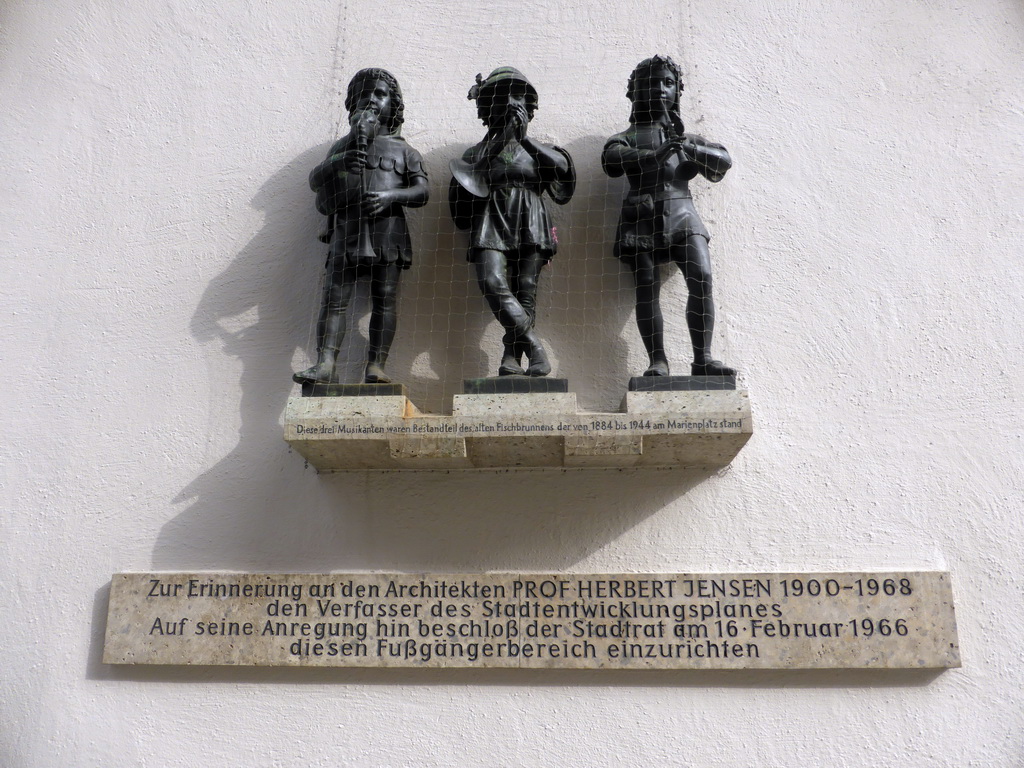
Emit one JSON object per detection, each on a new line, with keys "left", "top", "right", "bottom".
{"left": 300, "top": 382, "right": 407, "bottom": 397}
{"left": 628, "top": 375, "right": 736, "bottom": 391}
{"left": 463, "top": 377, "right": 569, "bottom": 395}
{"left": 284, "top": 388, "right": 752, "bottom": 472}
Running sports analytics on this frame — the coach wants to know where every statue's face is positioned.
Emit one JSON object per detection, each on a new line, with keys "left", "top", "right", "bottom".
{"left": 634, "top": 66, "right": 678, "bottom": 117}
{"left": 485, "top": 81, "right": 531, "bottom": 126}
{"left": 354, "top": 79, "right": 394, "bottom": 123}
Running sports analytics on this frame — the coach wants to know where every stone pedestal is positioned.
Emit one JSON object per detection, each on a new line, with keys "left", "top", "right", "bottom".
{"left": 284, "top": 389, "right": 752, "bottom": 472}
{"left": 463, "top": 377, "right": 570, "bottom": 395}
{"left": 299, "top": 382, "right": 407, "bottom": 397}
{"left": 628, "top": 375, "right": 736, "bottom": 391}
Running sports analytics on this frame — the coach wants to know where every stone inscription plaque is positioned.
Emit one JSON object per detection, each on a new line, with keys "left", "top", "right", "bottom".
{"left": 104, "top": 572, "right": 959, "bottom": 669}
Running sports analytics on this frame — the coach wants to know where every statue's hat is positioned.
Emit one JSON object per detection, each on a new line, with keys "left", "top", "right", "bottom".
{"left": 468, "top": 66, "right": 538, "bottom": 105}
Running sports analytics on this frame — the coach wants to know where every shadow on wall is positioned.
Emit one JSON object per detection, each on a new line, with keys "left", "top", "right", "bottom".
{"left": 159, "top": 462, "right": 716, "bottom": 573}
{"left": 187, "top": 141, "right": 330, "bottom": 416}
{"left": 318, "top": 466, "right": 712, "bottom": 571}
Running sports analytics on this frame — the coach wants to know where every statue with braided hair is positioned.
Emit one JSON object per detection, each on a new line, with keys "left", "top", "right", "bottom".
{"left": 603, "top": 55, "right": 736, "bottom": 379}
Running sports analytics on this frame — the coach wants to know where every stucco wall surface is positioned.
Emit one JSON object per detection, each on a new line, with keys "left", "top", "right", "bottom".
{"left": 2, "top": 0, "right": 1023, "bottom": 765}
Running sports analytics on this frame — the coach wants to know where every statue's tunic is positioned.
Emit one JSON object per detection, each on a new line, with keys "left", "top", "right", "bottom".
{"left": 451, "top": 139, "right": 574, "bottom": 261}
{"left": 310, "top": 134, "right": 427, "bottom": 269}
{"left": 602, "top": 124, "right": 730, "bottom": 265}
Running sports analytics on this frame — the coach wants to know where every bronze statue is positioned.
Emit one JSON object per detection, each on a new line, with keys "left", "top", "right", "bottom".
{"left": 294, "top": 68, "right": 429, "bottom": 386}
{"left": 450, "top": 67, "right": 575, "bottom": 377}
{"left": 603, "top": 55, "right": 735, "bottom": 378}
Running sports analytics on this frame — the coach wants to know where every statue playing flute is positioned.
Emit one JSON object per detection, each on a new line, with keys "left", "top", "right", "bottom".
{"left": 602, "top": 55, "right": 736, "bottom": 378}
{"left": 295, "top": 68, "right": 429, "bottom": 386}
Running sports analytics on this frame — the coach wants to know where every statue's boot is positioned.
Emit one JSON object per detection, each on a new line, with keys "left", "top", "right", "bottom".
{"left": 523, "top": 332, "right": 551, "bottom": 377}
{"left": 643, "top": 357, "right": 670, "bottom": 377}
{"left": 294, "top": 312, "right": 344, "bottom": 384}
{"left": 364, "top": 361, "right": 392, "bottom": 384}
{"left": 687, "top": 293, "right": 734, "bottom": 377}
{"left": 364, "top": 337, "right": 392, "bottom": 384}
{"left": 691, "top": 360, "right": 736, "bottom": 376}
{"left": 498, "top": 332, "right": 526, "bottom": 376}
{"left": 293, "top": 346, "right": 340, "bottom": 384}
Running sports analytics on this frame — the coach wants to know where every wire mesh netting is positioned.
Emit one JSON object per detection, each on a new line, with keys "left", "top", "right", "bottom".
{"left": 294, "top": 59, "right": 737, "bottom": 414}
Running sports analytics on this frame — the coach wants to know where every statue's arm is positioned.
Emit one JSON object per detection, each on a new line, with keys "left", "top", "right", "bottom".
{"left": 360, "top": 146, "right": 430, "bottom": 217}
{"left": 518, "top": 139, "right": 575, "bottom": 204}
{"left": 539, "top": 145, "right": 576, "bottom": 205}
{"left": 309, "top": 138, "right": 350, "bottom": 193}
{"left": 687, "top": 135, "right": 732, "bottom": 183}
{"left": 389, "top": 175, "right": 430, "bottom": 208}
{"left": 390, "top": 147, "right": 430, "bottom": 208}
{"left": 520, "top": 137, "right": 571, "bottom": 177}
{"left": 602, "top": 135, "right": 657, "bottom": 177}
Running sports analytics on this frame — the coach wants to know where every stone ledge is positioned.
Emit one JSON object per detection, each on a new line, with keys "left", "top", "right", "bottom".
{"left": 284, "top": 390, "right": 752, "bottom": 471}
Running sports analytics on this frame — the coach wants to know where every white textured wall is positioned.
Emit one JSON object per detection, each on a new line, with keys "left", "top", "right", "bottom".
{"left": 3, "top": 0, "right": 1023, "bottom": 765}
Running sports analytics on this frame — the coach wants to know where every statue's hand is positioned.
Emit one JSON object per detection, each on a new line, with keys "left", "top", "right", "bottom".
{"left": 679, "top": 136, "right": 699, "bottom": 159}
{"left": 362, "top": 190, "right": 396, "bottom": 216}
{"left": 511, "top": 103, "right": 529, "bottom": 142}
{"left": 654, "top": 137, "right": 684, "bottom": 163}
{"left": 343, "top": 149, "right": 368, "bottom": 173}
